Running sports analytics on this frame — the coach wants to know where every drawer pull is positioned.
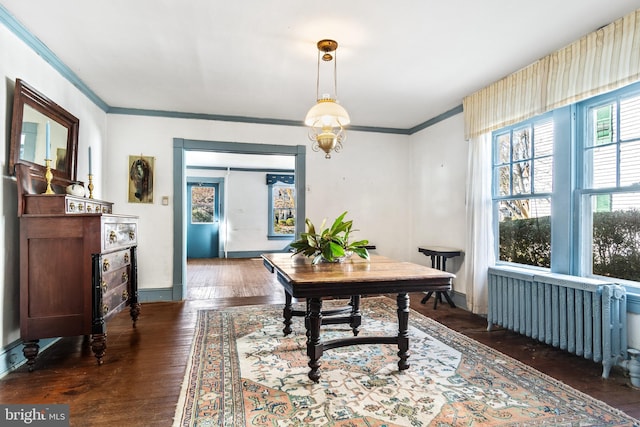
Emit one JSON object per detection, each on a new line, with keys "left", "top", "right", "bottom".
{"left": 109, "top": 231, "right": 117, "bottom": 244}
{"left": 121, "top": 272, "right": 128, "bottom": 283}
{"left": 69, "top": 202, "right": 76, "bottom": 212}
{"left": 103, "top": 259, "right": 110, "bottom": 272}
{"left": 129, "top": 230, "right": 136, "bottom": 241}
{"left": 78, "top": 204, "right": 84, "bottom": 212}
{"left": 122, "top": 290, "right": 129, "bottom": 301}
{"left": 102, "top": 304, "right": 109, "bottom": 315}
{"left": 101, "top": 281, "right": 108, "bottom": 294}
{"left": 123, "top": 253, "right": 129, "bottom": 264}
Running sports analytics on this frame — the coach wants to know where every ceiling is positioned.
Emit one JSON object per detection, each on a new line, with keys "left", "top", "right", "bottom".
{"left": 3, "top": 1, "right": 640, "bottom": 132}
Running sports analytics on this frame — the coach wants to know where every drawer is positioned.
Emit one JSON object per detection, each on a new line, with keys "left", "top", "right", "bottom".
{"left": 64, "top": 197, "right": 113, "bottom": 215}
{"left": 101, "top": 280, "right": 130, "bottom": 319}
{"left": 99, "top": 255, "right": 131, "bottom": 320}
{"left": 65, "top": 199, "right": 85, "bottom": 214}
{"left": 100, "top": 248, "right": 131, "bottom": 274}
{"left": 86, "top": 201, "right": 112, "bottom": 214}
{"left": 101, "top": 264, "right": 130, "bottom": 293}
{"left": 102, "top": 218, "right": 138, "bottom": 251}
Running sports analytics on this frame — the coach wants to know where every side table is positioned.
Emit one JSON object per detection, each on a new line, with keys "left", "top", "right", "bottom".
{"left": 418, "top": 246, "right": 462, "bottom": 308}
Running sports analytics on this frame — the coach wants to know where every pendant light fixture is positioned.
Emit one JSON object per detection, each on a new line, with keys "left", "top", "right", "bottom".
{"left": 304, "top": 39, "right": 350, "bottom": 159}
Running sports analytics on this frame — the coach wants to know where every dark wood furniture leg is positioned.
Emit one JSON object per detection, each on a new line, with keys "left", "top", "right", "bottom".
{"left": 22, "top": 340, "right": 40, "bottom": 372}
{"left": 419, "top": 252, "right": 457, "bottom": 308}
{"left": 396, "top": 293, "right": 410, "bottom": 371}
{"left": 129, "top": 246, "right": 141, "bottom": 326}
{"left": 306, "top": 297, "right": 323, "bottom": 383}
{"left": 349, "top": 295, "right": 361, "bottom": 336}
{"left": 91, "top": 334, "right": 107, "bottom": 365}
{"left": 283, "top": 291, "right": 293, "bottom": 336}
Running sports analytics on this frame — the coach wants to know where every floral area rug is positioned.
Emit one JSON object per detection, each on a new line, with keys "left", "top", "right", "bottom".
{"left": 173, "top": 297, "right": 639, "bottom": 426}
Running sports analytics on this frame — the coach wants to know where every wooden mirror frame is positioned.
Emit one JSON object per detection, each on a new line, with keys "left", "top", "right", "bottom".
{"left": 9, "top": 78, "right": 79, "bottom": 184}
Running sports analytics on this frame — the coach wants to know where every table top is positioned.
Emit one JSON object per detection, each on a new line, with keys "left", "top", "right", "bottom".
{"left": 417, "top": 246, "right": 463, "bottom": 257}
{"left": 262, "top": 253, "right": 454, "bottom": 298}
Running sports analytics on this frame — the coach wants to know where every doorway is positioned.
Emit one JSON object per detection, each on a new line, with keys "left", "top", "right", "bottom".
{"left": 186, "top": 179, "right": 223, "bottom": 258}
{"left": 172, "top": 138, "right": 306, "bottom": 301}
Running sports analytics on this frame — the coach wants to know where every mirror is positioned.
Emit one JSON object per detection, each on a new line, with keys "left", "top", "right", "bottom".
{"left": 9, "top": 78, "right": 79, "bottom": 183}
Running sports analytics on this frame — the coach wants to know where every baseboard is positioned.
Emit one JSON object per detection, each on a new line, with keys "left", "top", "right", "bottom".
{"left": 138, "top": 287, "right": 176, "bottom": 302}
{"left": 224, "top": 250, "right": 288, "bottom": 258}
{"left": 0, "top": 338, "right": 60, "bottom": 379}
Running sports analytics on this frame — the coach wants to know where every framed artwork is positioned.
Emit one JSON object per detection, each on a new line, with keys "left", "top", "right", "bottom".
{"left": 128, "top": 155, "right": 154, "bottom": 203}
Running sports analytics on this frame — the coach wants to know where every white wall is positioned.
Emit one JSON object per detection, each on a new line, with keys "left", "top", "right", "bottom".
{"left": 105, "top": 114, "right": 412, "bottom": 290}
{"left": 0, "top": 25, "right": 108, "bottom": 347}
{"left": 408, "top": 114, "right": 469, "bottom": 296}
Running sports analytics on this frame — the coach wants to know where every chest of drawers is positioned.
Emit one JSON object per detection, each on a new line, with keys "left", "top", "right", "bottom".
{"left": 19, "top": 194, "right": 139, "bottom": 371}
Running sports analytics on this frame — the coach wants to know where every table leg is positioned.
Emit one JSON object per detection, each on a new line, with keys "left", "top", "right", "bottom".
{"left": 306, "top": 297, "right": 323, "bottom": 383}
{"left": 441, "top": 291, "right": 457, "bottom": 308}
{"left": 420, "top": 291, "right": 433, "bottom": 304}
{"left": 396, "top": 293, "right": 410, "bottom": 371}
{"left": 349, "top": 295, "right": 361, "bottom": 336}
{"left": 283, "top": 291, "right": 293, "bottom": 336}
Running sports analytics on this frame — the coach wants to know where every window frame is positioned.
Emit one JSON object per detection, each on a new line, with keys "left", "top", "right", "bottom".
{"left": 267, "top": 174, "right": 295, "bottom": 240}
{"left": 575, "top": 83, "right": 640, "bottom": 283}
{"left": 491, "top": 112, "right": 555, "bottom": 269}
{"left": 490, "top": 80, "right": 640, "bottom": 290}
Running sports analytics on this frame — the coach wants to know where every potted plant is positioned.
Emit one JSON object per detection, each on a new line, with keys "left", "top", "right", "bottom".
{"left": 290, "top": 211, "right": 370, "bottom": 264}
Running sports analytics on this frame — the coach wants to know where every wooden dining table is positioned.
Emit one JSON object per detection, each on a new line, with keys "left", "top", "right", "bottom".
{"left": 261, "top": 252, "right": 454, "bottom": 382}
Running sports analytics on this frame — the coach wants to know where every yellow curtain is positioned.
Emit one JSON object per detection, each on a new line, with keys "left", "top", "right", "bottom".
{"left": 464, "top": 9, "right": 640, "bottom": 140}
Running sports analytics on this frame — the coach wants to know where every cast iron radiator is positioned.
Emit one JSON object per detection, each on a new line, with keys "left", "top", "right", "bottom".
{"left": 487, "top": 266, "right": 627, "bottom": 378}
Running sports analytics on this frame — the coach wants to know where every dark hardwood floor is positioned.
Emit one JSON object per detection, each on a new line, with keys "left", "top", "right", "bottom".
{"left": 0, "top": 257, "right": 638, "bottom": 426}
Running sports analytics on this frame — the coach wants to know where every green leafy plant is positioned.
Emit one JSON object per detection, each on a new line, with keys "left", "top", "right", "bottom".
{"left": 290, "top": 211, "right": 370, "bottom": 264}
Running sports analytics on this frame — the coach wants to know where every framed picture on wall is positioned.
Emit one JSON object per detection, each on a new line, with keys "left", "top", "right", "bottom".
{"left": 128, "top": 155, "right": 154, "bottom": 203}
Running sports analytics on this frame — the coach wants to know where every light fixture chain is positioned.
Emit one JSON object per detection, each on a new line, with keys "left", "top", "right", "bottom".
{"left": 316, "top": 48, "right": 321, "bottom": 101}
{"left": 333, "top": 48, "right": 338, "bottom": 100}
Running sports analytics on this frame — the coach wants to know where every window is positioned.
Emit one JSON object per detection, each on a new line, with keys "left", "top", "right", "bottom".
{"left": 491, "top": 81, "right": 640, "bottom": 285}
{"left": 191, "top": 185, "right": 215, "bottom": 224}
{"left": 579, "top": 88, "right": 640, "bottom": 282}
{"left": 267, "top": 174, "right": 295, "bottom": 239}
{"left": 492, "top": 116, "right": 554, "bottom": 267}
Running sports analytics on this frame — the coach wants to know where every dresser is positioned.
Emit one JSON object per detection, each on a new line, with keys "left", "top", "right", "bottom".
{"left": 17, "top": 166, "right": 140, "bottom": 371}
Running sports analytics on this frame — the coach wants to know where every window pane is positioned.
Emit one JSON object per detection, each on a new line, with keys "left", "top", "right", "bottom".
{"left": 512, "top": 161, "right": 531, "bottom": 195}
{"left": 590, "top": 145, "right": 617, "bottom": 188}
{"left": 620, "top": 94, "right": 640, "bottom": 141}
{"left": 497, "top": 165, "right": 510, "bottom": 196}
{"left": 191, "top": 186, "right": 214, "bottom": 223}
{"left": 513, "top": 127, "right": 531, "bottom": 161}
{"left": 620, "top": 140, "right": 640, "bottom": 186}
{"left": 272, "top": 185, "right": 295, "bottom": 235}
{"left": 496, "top": 133, "right": 511, "bottom": 164}
{"left": 590, "top": 103, "right": 616, "bottom": 146}
{"left": 591, "top": 193, "right": 640, "bottom": 281}
{"left": 498, "top": 197, "right": 551, "bottom": 267}
{"left": 533, "top": 156, "right": 553, "bottom": 193}
{"left": 534, "top": 120, "right": 553, "bottom": 157}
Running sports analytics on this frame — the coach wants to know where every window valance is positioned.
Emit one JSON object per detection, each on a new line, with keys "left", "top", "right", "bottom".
{"left": 464, "top": 9, "right": 640, "bottom": 140}
{"left": 266, "top": 174, "right": 294, "bottom": 185}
